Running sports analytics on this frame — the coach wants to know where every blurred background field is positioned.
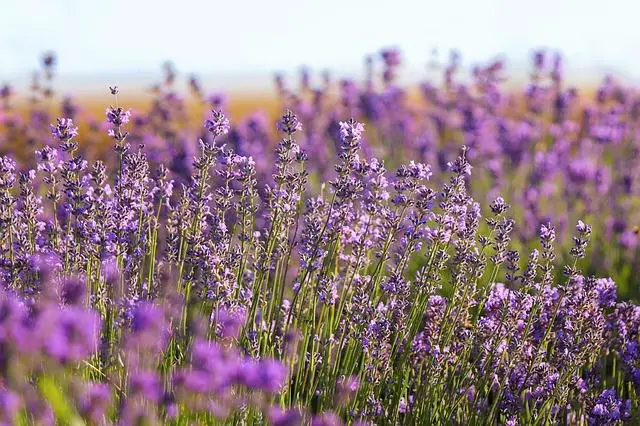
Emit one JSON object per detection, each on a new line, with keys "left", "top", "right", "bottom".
{"left": 5, "top": 0, "right": 640, "bottom": 140}
{"left": 5, "top": 0, "right": 640, "bottom": 91}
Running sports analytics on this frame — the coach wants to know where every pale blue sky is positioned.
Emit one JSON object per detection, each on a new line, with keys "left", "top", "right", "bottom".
{"left": 2, "top": 0, "right": 639, "bottom": 87}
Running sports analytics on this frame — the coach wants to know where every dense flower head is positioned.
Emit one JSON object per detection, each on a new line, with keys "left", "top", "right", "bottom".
{"left": 595, "top": 277, "right": 617, "bottom": 308}
{"left": 50, "top": 117, "right": 78, "bottom": 144}
{"left": 490, "top": 196, "right": 509, "bottom": 214}
{"left": 589, "top": 389, "right": 631, "bottom": 425}
{"left": 59, "top": 276, "right": 86, "bottom": 305}
{"left": 105, "top": 106, "right": 131, "bottom": 126}
{"left": 239, "top": 359, "right": 288, "bottom": 393}
{"left": 204, "top": 109, "right": 230, "bottom": 137}
{"left": 43, "top": 305, "right": 101, "bottom": 363}
{"left": 79, "top": 383, "right": 112, "bottom": 422}
{"left": 339, "top": 118, "right": 365, "bottom": 148}
{"left": 447, "top": 145, "right": 472, "bottom": 175}
{"left": 276, "top": 109, "right": 303, "bottom": 135}
{"left": 128, "top": 302, "right": 167, "bottom": 350}
{"left": 540, "top": 222, "right": 556, "bottom": 244}
{"left": 35, "top": 144, "right": 58, "bottom": 168}
{"left": 213, "top": 307, "right": 246, "bottom": 339}
{"left": 0, "top": 156, "right": 17, "bottom": 189}
{"left": 577, "top": 219, "right": 592, "bottom": 234}
{"left": 129, "top": 371, "right": 163, "bottom": 402}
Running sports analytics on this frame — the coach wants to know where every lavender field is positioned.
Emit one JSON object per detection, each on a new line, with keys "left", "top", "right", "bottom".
{"left": 0, "top": 49, "right": 638, "bottom": 425}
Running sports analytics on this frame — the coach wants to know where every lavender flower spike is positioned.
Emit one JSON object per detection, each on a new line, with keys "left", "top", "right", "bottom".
{"left": 204, "top": 109, "right": 231, "bottom": 138}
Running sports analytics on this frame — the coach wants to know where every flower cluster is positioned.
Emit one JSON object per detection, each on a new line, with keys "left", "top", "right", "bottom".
{"left": 0, "top": 47, "right": 637, "bottom": 425}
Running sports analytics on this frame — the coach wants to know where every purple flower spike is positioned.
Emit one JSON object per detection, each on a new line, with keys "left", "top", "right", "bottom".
{"left": 80, "top": 383, "right": 111, "bottom": 422}
{"left": 338, "top": 119, "right": 365, "bottom": 147}
{"left": 128, "top": 302, "right": 167, "bottom": 351}
{"left": 204, "top": 109, "right": 230, "bottom": 138}
{"left": 589, "top": 389, "right": 631, "bottom": 425}
{"left": 50, "top": 117, "right": 79, "bottom": 150}
{"left": 44, "top": 306, "right": 100, "bottom": 364}
{"left": 105, "top": 107, "right": 131, "bottom": 126}
{"left": 214, "top": 308, "right": 246, "bottom": 339}
{"left": 269, "top": 407, "right": 304, "bottom": 426}
{"left": 594, "top": 277, "right": 617, "bottom": 308}
{"left": 277, "top": 109, "right": 303, "bottom": 135}
{"left": 240, "top": 359, "right": 288, "bottom": 393}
